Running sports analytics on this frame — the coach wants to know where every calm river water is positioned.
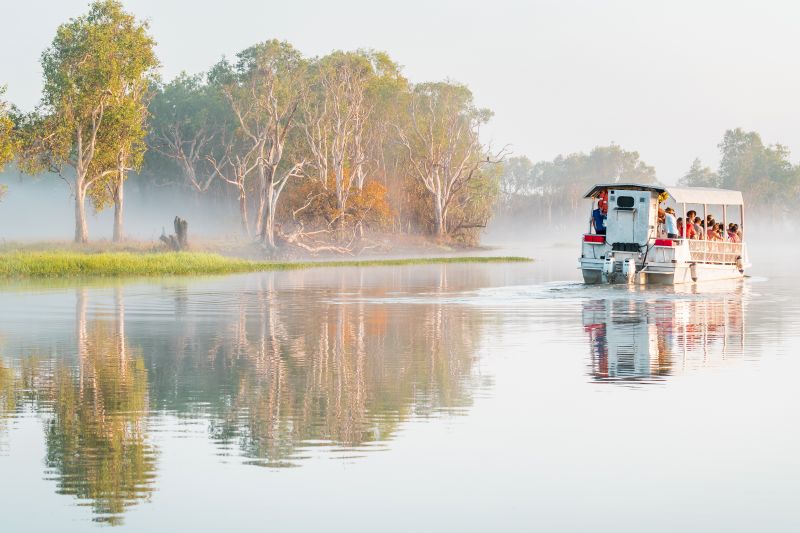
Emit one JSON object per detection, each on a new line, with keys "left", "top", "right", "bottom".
{"left": 0, "top": 243, "right": 798, "bottom": 531}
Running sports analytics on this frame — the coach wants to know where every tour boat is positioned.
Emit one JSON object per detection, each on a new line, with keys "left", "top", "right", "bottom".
{"left": 580, "top": 183, "right": 750, "bottom": 284}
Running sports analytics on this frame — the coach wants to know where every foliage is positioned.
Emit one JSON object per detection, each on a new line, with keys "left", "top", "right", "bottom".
{"left": 0, "top": 86, "right": 16, "bottom": 180}
{"left": 285, "top": 169, "right": 393, "bottom": 231}
{"left": 716, "top": 128, "right": 800, "bottom": 212}
{"left": 679, "top": 157, "right": 720, "bottom": 187}
{"left": 497, "top": 145, "right": 657, "bottom": 227}
{"left": 145, "top": 73, "right": 229, "bottom": 190}
{"left": 396, "top": 81, "right": 496, "bottom": 237}
{"left": 208, "top": 40, "right": 307, "bottom": 244}
{"left": 87, "top": 91, "right": 152, "bottom": 212}
{"left": 448, "top": 162, "right": 500, "bottom": 245}
{"left": 26, "top": 0, "right": 158, "bottom": 242}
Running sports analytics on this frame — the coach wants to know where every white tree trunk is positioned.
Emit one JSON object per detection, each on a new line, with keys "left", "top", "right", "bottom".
{"left": 113, "top": 176, "right": 124, "bottom": 243}
{"left": 74, "top": 183, "right": 89, "bottom": 243}
{"left": 434, "top": 198, "right": 447, "bottom": 236}
{"left": 239, "top": 186, "right": 250, "bottom": 238}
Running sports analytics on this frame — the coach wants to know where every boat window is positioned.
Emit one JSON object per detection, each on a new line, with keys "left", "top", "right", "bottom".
{"left": 617, "top": 196, "right": 635, "bottom": 208}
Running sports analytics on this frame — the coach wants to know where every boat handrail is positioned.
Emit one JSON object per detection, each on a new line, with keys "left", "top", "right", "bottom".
{"left": 659, "top": 239, "right": 744, "bottom": 265}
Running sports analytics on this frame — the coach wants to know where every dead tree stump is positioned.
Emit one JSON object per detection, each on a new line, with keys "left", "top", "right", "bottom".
{"left": 160, "top": 216, "right": 189, "bottom": 251}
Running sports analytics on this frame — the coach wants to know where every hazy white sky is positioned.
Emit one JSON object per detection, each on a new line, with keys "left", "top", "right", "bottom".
{"left": 2, "top": 0, "right": 799, "bottom": 182}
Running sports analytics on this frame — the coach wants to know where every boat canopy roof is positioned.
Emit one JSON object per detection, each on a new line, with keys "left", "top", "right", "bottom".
{"left": 583, "top": 183, "right": 666, "bottom": 198}
{"left": 665, "top": 186, "right": 744, "bottom": 206}
{"left": 583, "top": 183, "right": 744, "bottom": 206}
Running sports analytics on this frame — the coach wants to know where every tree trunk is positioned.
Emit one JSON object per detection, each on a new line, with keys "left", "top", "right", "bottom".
{"left": 113, "top": 178, "right": 124, "bottom": 243}
{"left": 239, "top": 187, "right": 251, "bottom": 238}
{"left": 259, "top": 165, "right": 280, "bottom": 249}
{"left": 264, "top": 211, "right": 275, "bottom": 248}
{"left": 433, "top": 199, "right": 446, "bottom": 237}
{"left": 74, "top": 185, "right": 89, "bottom": 244}
{"left": 258, "top": 180, "right": 277, "bottom": 248}
{"left": 255, "top": 166, "right": 267, "bottom": 239}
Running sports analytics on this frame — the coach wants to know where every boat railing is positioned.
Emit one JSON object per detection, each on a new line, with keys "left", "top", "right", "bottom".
{"left": 685, "top": 239, "right": 743, "bottom": 264}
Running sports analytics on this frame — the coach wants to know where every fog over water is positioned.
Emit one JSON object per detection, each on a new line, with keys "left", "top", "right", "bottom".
{"left": 0, "top": 171, "right": 242, "bottom": 242}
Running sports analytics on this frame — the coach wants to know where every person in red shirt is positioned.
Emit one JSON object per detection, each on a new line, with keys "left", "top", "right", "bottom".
{"left": 684, "top": 210, "right": 697, "bottom": 239}
{"left": 678, "top": 217, "right": 695, "bottom": 239}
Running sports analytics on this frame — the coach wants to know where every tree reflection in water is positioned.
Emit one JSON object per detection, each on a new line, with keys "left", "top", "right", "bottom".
{"left": 583, "top": 284, "right": 747, "bottom": 383}
{"left": 0, "top": 268, "right": 488, "bottom": 523}
{"left": 173, "top": 271, "right": 487, "bottom": 467}
{"left": 43, "top": 288, "right": 156, "bottom": 525}
{"left": 0, "top": 356, "right": 15, "bottom": 453}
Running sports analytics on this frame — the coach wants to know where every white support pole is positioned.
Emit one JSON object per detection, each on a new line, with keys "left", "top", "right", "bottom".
{"left": 723, "top": 205, "right": 728, "bottom": 241}
{"left": 740, "top": 205, "right": 745, "bottom": 241}
{"left": 703, "top": 204, "right": 707, "bottom": 239}
{"left": 682, "top": 202, "right": 687, "bottom": 240}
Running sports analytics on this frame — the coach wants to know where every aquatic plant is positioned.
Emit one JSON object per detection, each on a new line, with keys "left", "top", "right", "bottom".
{"left": 0, "top": 251, "right": 532, "bottom": 278}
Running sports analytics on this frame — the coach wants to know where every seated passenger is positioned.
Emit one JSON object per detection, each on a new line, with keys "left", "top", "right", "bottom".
{"left": 693, "top": 217, "right": 704, "bottom": 240}
{"left": 710, "top": 223, "right": 724, "bottom": 241}
{"left": 591, "top": 205, "right": 607, "bottom": 235}
{"left": 706, "top": 219, "right": 717, "bottom": 240}
{"left": 728, "top": 224, "right": 741, "bottom": 243}
{"left": 677, "top": 217, "right": 685, "bottom": 238}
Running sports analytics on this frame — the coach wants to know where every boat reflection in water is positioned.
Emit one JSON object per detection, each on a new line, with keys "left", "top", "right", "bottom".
{"left": 583, "top": 283, "right": 746, "bottom": 383}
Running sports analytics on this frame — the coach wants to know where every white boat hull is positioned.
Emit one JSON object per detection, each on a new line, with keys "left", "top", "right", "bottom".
{"left": 581, "top": 264, "right": 744, "bottom": 285}
{"left": 580, "top": 243, "right": 748, "bottom": 285}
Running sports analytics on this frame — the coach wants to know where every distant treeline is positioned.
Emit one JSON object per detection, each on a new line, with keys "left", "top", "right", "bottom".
{"left": 497, "top": 145, "right": 656, "bottom": 228}
{"left": 498, "top": 130, "right": 800, "bottom": 228}
{"left": 0, "top": 0, "right": 501, "bottom": 250}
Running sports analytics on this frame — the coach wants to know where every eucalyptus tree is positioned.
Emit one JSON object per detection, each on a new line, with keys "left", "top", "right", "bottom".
{"left": 88, "top": 92, "right": 152, "bottom": 242}
{"left": 32, "top": 0, "right": 157, "bottom": 243}
{"left": 146, "top": 73, "right": 226, "bottom": 192}
{"left": 86, "top": 30, "right": 157, "bottom": 242}
{"left": 361, "top": 52, "right": 409, "bottom": 187}
{"left": 205, "top": 123, "right": 261, "bottom": 237}
{"left": 396, "top": 82, "right": 498, "bottom": 237}
{"left": 211, "top": 40, "right": 307, "bottom": 246}
{"left": 302, "top": 51, "right": 374, "bottom": 230}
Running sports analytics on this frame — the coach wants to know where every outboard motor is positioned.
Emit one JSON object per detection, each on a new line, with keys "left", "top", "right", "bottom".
{"left": 622, "top": 258, "right": 636, "bottom": 284}
{"left": 603, "top": 256, "right": 615, "bottom": 283}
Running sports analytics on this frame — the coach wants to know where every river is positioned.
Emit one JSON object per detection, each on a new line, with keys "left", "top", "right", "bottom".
{"left": 0, "top": 242, "right": 798, "bottom": 531}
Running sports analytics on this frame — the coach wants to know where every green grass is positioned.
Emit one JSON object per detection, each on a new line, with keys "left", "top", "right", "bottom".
{"left": 0, "top": 251, "right": 532, "bottom": 279}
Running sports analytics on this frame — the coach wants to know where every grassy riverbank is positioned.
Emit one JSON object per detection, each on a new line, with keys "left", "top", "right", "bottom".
{"left": 0, "top": 251, "right": 532, "bottom": 278}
